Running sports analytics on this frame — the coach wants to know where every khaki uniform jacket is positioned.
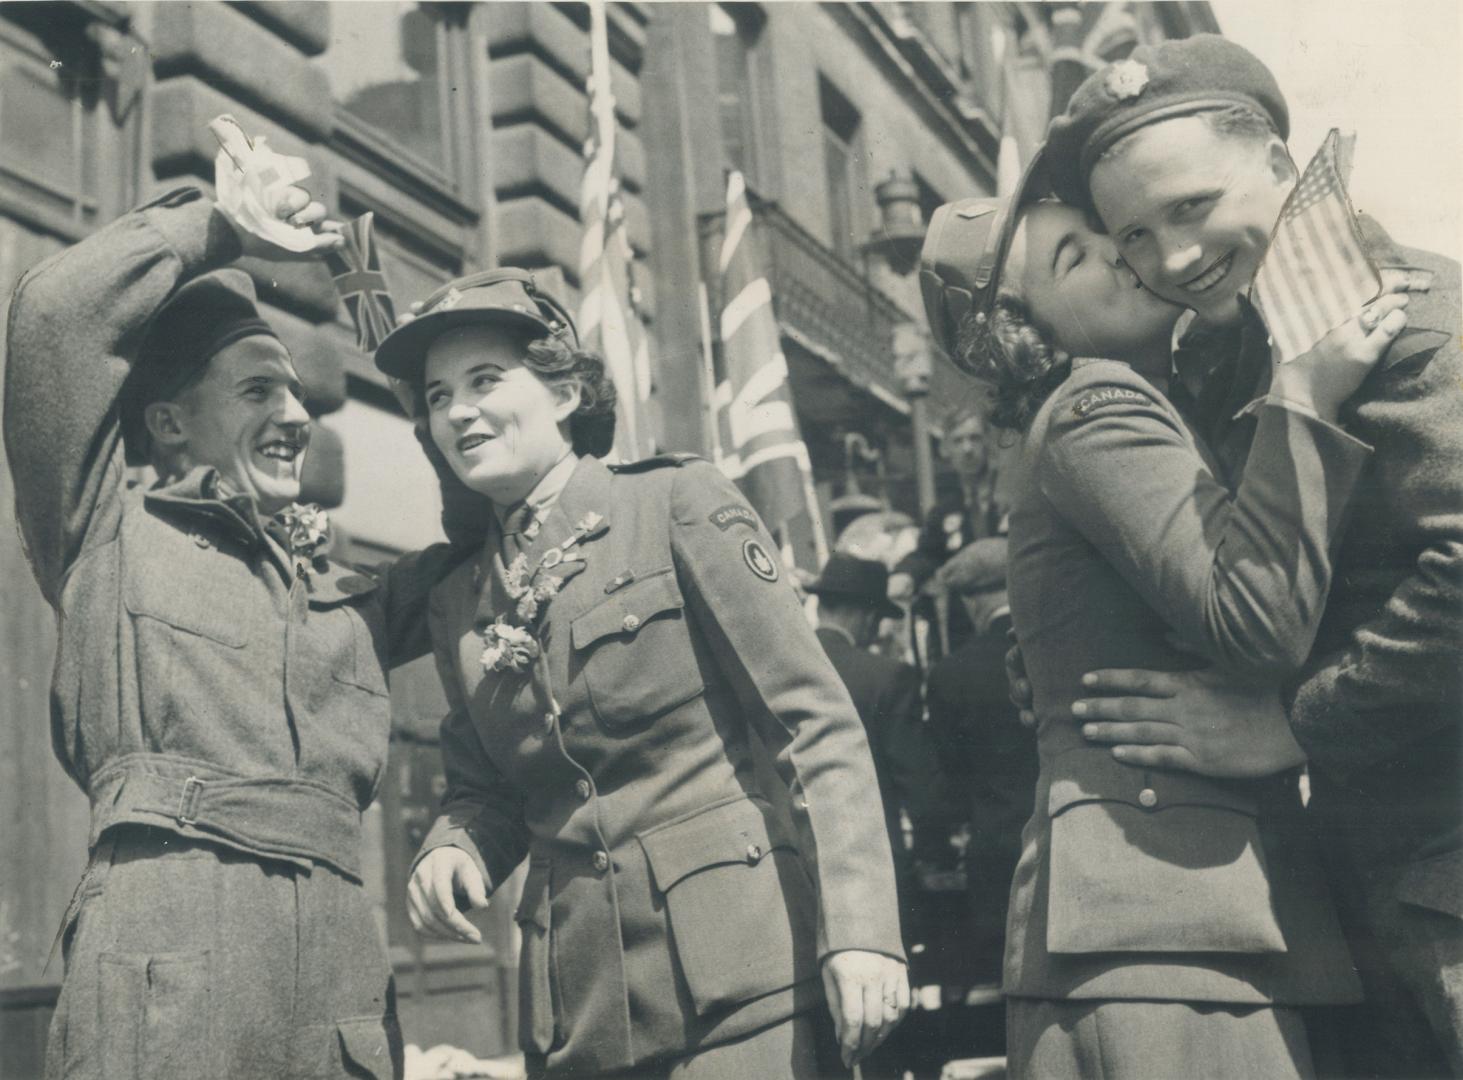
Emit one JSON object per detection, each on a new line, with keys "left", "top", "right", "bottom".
{"left": 416, "top": 455, "right": 904, "bottom": 1075}
{"left": 1175, "top": 222, "right": 1463, "bottom": 914}
{"left": 3, "top": 188, "right": 454, "bottom": 879}
{"left": 1004, "top": 359, "right": 1367, "bottom": 1005}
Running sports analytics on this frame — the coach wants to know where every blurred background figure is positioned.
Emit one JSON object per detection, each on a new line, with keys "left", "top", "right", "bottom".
{"left": 923, "top": 539, "right": 1037, "bottom": 1039}
{"left": 890, "top": 405, "right": 1003, "bottom": 662}
{"left": 807, "top": 553, "right": 956, "bottom": 1079}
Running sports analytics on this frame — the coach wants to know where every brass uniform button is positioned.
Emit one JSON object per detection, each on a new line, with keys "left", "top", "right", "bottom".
{"left": 1138, "top": 788, "right": 1158, "bottom": 808}
{"left": 746, "top": 843, "right": 763, "bottom": 863}
{"left": 622, "top": 614, "right": 641, "bottom": 632}
{"left": 575, "top": 779, "right": 592, "bottom": 801}
{"left": 592, "top": 850, "right": 610, "bottom": 873}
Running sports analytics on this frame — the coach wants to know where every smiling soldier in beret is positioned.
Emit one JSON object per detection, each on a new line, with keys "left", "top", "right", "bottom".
{"left": 1037, "top": 34, "right": 1463, "bottom": 1077}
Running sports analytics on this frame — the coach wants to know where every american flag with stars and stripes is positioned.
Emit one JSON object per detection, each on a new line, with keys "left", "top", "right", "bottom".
{"left": 1253, "top": 129, "right": 1380, "bottom": 364}
{"left": 325, "top": 212, "right": 398, "bottom": 355}
{"left": 577, "top": 0, "right": 654, "bottom": 462}
{"left": 711, "top": 170, "right": 824, "bottom": 560}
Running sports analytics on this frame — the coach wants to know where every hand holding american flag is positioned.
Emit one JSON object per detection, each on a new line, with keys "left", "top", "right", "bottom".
{"left": 1252, "top": 129, "right": 1381, "bottom": 364}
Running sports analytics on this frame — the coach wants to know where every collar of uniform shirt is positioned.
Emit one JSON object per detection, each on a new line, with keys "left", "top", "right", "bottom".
{"left": 493, "top": 449, "right": 579, "bottom": 533}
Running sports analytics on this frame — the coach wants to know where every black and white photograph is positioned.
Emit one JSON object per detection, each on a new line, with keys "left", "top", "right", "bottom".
{"left": 0, "top": 1, "right": 1458, "bottom": 1077}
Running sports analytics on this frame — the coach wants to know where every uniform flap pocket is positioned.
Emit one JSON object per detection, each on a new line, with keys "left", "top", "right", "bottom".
{"left": 513, "top": 862, "right": 551, "bottom": 930}
{"left": 638, "top": 797, "right": 788, "bottom": 893}
{"left": 123, "top": 575, "right": 247, "bottom": 647}
{"left": 1047, "top": 750, "right": 1261, "bottom": 819}
{"left": 335, "top": 1017, "right": 400, "bottom": 1080}
{"left": 1396, "top": 849, "right": 1463, "bottom": 920}
{"left": 571, "top": 570, "right": 683, "bottom": 651}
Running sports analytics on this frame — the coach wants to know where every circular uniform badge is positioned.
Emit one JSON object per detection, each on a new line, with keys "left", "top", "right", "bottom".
{"left": 741, "top": 538, "right": 779, "bottom": 582}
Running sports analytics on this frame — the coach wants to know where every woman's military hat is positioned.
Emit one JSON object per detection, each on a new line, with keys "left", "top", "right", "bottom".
{"left": 1046, "top": 33, "right": 1289, "bottom": 212}
{"left": 918, "top": 150, "right": 1050, "bottom": 368}
{"left": 374, "top": 268, "right": 578, "bottom": 380}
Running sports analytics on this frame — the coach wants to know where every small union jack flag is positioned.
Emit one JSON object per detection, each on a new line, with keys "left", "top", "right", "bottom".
{"left": 326, "top": 212, "right": 398, "bottom": 354}
{"left": 1253, "top": 130, "right": 1380, "bottom": 364}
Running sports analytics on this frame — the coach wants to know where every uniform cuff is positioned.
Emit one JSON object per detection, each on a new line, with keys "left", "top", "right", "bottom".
{"left": 1238, "top": 396, "right": 1373, "bottom": 453}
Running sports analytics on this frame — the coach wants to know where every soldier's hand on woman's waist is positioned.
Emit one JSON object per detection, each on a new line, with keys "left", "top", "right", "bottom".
{"left": 1073, "top": 667, "right": 1308, "bottom": 778}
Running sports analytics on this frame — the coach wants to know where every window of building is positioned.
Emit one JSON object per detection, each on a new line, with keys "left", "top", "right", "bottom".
{"left": 0, "top": 11, "right": 104, "bottom": 229}
{"left": 709, "top": 3, "right": 765, "bottom": 186}
{"left": 322, "top": 2, "right": 472, "bottom": 197}
{"left": 819, "top": 76, "right": 862, "bottom": 260}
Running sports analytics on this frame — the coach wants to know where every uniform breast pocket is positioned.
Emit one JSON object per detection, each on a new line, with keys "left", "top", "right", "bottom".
{"left": 638, "top": 797, "right": 818, "bottom": 1014}
{"left": 570, "top": 570, "right": 704, "bottom": 730}
{"left": 1045, "top": 761, "right": 1286, "bottom": 955}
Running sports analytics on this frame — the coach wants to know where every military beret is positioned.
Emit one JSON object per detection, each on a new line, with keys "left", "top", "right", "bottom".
{"left": 120, "top": 269, "right": 279, "bottom": 464}
{"left": 919, "top": 150, "right": 1051, "bottom": 369}
{"left": 374, "top": 268, "right": 578, "bottom": 381}
{"left": 1046, "top": 33, "right": 1289, "bottom": 211}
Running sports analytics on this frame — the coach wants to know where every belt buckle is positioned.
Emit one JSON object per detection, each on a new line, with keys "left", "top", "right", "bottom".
{"left": 177, "top": 776, "right": 204, "bottom": 825}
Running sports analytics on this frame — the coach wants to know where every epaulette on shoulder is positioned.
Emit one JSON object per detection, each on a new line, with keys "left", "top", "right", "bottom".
{"left": 607, "top": 452, "right": 705, "bottom": 473}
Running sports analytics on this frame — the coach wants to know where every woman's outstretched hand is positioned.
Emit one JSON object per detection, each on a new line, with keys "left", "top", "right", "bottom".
{"left": 821, "top": 949, "right": 910, "bottom": 1068}
{"left": 408, "top": 846, "right": 491, "bottom": 944}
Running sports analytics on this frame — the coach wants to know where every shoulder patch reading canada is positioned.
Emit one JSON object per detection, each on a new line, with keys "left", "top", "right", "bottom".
{"left": 708, "top": 503, "right": 759, "bottom": 531}
{"left": 1072, "top": 386, "right": 1152, "bottom": 419}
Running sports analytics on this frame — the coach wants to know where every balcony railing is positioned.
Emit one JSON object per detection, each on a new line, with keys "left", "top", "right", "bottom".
{"left": 740, "top": 193, "right": 972, "bottom": 411}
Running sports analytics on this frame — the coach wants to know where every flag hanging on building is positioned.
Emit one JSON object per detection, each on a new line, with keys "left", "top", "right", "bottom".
{"left": 325, "top": 212, "right": 398, "bottom": 354}
{"left": 1253, "top": 129, "right": 1380, "bottom": 364}
{"left": 577, "top": 0, "right": 653, "bottom": 461}
{"left": 712, "top": 170, "right": 822, "bottom": 554}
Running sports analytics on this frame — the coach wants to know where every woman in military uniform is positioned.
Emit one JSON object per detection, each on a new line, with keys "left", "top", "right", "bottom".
{"left": 921, "top": 156, "right": 1408, "bottom": 1078}
{"left": 375, "top": 270, "right": 907, "bottom": 1079}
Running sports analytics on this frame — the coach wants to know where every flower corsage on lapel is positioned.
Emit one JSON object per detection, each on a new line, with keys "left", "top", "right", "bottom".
{"left": 478, "top": 511, "right": 603, "bottom": 678}
{"left": 273, "top": 503, "right": 331, "bottom": 581}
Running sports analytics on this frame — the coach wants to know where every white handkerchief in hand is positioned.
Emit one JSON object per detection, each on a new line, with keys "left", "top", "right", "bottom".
{"left": 210, "top": 114, "right": 319, "bottom": 253}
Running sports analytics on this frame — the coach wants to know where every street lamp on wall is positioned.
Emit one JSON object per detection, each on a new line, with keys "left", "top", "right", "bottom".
{"left": 859, "top": 169, "right": 926, "bottom": 276}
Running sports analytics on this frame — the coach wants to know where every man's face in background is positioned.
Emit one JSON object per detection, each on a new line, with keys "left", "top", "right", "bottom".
{"left": 944, "top": 414, "right": 989, "bottom": 485}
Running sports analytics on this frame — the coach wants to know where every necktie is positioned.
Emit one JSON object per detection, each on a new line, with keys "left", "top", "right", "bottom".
{"left": 501, "top": 502, "right": 538, "bottom": 563}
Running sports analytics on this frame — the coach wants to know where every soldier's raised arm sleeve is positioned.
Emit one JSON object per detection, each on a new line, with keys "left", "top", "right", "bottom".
{"left": 669, "top": 461, "right": 905, "bottom": 964}
{"left": 413, "top": 598, "right": 530, "bottom": 894}
{"left": 1037, "top": 366, "right": 1370, "bottom": 676}
{"left": 1289, "top": 326, "right": 1463, "bottom": 780}
{"left": 3, "top": 188, "right": 241, "bottom": 603}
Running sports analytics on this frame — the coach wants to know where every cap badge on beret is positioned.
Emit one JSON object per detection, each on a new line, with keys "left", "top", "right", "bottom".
{"left": 1105, "top": 60, "right": 1149, "bottom": 102}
